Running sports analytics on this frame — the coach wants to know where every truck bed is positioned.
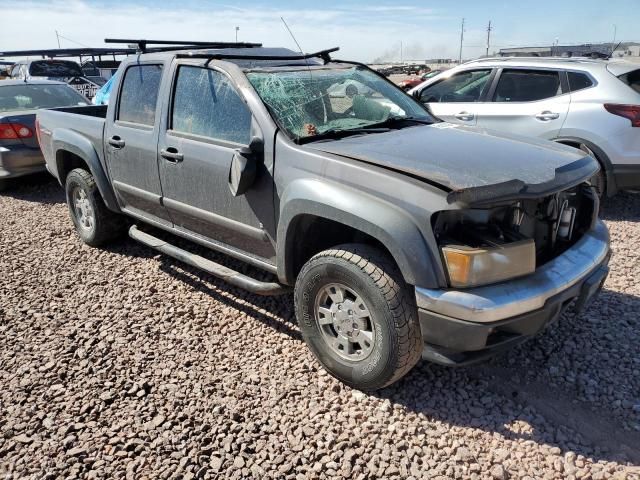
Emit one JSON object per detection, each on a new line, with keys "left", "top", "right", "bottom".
{"left": 47, "top": 105, "right": 108, "bottom": 118}
{"left": 37, "top": 105, "right": 109, "bottom": 183}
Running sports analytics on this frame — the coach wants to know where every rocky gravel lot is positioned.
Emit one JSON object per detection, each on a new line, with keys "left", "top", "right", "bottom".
{"left": 1, "top": 174, "right": 639, "bottom": 480}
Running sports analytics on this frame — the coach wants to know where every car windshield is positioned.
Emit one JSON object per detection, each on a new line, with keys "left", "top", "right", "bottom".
{"left": 246, "top": 65, "right": 433, "bottom": 141}
{"left": 29, "top": 60, "right": 84, "bottom": 77}
{"left": 0, "top": 84, "right": 88, "bottom": 112}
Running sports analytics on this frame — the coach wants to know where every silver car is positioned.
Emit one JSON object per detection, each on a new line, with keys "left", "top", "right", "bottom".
{"left": 0, "top": 80, "right": 88, "bottom": 190}
{"left": 409, "top": 57, "right": 640, "bottom": 196}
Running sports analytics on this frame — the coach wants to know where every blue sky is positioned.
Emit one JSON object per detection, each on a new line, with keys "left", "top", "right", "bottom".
{"left": 2, "top": 0, "right": 636, "bottom": 62}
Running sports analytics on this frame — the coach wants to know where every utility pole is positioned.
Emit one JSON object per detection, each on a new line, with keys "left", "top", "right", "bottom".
{"left": 400, "top": 41, "right": 403, "bottom": 64}
{"left": 55, "top": 30, "right": 61, "bottom": 48}
{"left": 235, "top": 26, "right": 239, "bottom": 43}
{"left": 485, "top": 21, "right": 492, "bottom": 57}
{"left": 458, "top": 18, "right": 465, "bottom": 63}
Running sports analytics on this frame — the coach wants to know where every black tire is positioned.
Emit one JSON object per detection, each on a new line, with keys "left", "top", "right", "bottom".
{"left": 65, "top": 168, "right": 126, "bottom": 247}
{"left": 577, "top": 143, "right": 606, "bottom": 198}
{"left": 0, "top": 179, "right": 8, "bottom": 192}
{"left": 294, "top": 244, "right": 423, "bottom": 390}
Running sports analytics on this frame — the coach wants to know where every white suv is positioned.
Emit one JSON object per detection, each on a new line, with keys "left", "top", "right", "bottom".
{"left": 409, "top": 57, "right": 640, "bottom": 196}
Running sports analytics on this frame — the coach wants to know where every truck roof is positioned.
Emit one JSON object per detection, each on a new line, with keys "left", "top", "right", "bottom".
{"left": 127, "top": 47, "right": 328, "bottom": 68}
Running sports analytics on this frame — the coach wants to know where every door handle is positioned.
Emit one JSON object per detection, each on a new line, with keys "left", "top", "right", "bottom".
{"left": 454, "top": 111, "right": 474, "bottom": 121}
{"left": 108, "top": 136, "right": 125, "bottom": 148}
{"left": 160, "top": 147, "right": 184, "bottom": 163}
{"left": 535, "top": 111, "right": 560, "bottom": 121}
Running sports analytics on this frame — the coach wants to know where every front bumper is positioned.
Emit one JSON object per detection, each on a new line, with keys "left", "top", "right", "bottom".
{"left": 0, "top": 146, "right": 46, "bottom": 180}
{"left": 415, "top": 220, "right": 610, "bottom": 365}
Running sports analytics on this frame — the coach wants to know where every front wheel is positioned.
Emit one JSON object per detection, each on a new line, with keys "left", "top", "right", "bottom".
{"left": 65, "top": 168, "right": 126, "bottom": 247}
{"left": 294, "top": 244, "right": 423, "bottom": 390}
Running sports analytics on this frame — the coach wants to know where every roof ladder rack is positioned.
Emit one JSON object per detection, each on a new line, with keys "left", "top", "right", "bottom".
{"left": 104, "top": 38, "right": 262, "bottom": 53}
{"left": 175, "top": 47, "right": 340, "bottom": 66}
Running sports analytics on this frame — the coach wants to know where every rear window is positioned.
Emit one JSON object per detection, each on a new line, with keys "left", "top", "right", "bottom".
{"left": 29, "top": 60, "right": 83, "bottom": 78}
{"left": 567, "top": 71, "right": 594, "bottom": 92}
{"left": 0, "top": 84, "right": 88, "bottom": 112}
{"left": 117, "top": 64, "right": 163, "bottom": 126}
{"left": 494, "top": 69, "right": 561, "bottom": 102}
{"left": 619, "top": 69, "right": 640, "bottom": 94}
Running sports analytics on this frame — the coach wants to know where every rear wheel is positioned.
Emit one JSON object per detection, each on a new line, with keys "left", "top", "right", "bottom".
{"left": 294, "top": 244, "right": 423, "bottom": 390}
{"left": 65, "top": 168, "right": 126, "bottom": 247}
{"left": 576, "top": 143, "right": 606, "bottom": 198}
{"left": 0, "top": 179, "right": 8, "bottom": 192}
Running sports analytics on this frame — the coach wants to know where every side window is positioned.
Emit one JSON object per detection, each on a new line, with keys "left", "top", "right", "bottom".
{"left": 118, "top": 64, "right": 163, "bottom": 126}
{"left": 172, "top": 66, "right": 251, "bottom": 145}
{"left": 567, "top": 71, "right": 594, "bottom": 92}
{"left": 419, "top": 69, "right": 492, "bottom": 103}
{"left": 494, "top": 69, "right": 561, "bottom": 102}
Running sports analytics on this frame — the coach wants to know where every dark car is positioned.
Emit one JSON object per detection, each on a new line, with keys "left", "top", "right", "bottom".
{"left": 37, "top": 45, "right": 610, "bottom": 390}
{"left": 9, "top": 59, "right": 104, "bottom": 100}
{"left": 0, "top": 80, "right": 88, "bottom": 190}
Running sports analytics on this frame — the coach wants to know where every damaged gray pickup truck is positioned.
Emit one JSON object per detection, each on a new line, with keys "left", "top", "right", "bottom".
{"left": 36, "top": 42, "right": 611, "bottom": 390}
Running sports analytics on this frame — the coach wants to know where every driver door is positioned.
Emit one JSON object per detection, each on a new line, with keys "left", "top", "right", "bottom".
{"left": 416, "top": 69, "right": 494, "bottom": 126}
{"left": 157, "top": 65, "right": 276, "bottom": 262}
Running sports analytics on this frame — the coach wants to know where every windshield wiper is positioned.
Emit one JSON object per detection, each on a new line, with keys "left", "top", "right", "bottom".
{"left": 369, "top": 116, "right": 433, "bottom": 129}
{"left": 299, "top": 127, "right": 391, "bottom": 144}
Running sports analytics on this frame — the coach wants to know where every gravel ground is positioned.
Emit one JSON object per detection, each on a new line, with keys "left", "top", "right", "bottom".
{"left": 1, "top": 174, "right": 639, "bottom": 480}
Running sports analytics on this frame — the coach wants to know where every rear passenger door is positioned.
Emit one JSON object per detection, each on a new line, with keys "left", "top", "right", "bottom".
{"left": 104, "top": 62, "right": 171, "bottom": 225}
{"left": 416, "top": 69, "right": 494, "bottom": 126}
{"left": 475, "top": 68, "right": 570, "bottom": 140}
{"left": 157, "top": 65, "right": 275, "bottom": 261}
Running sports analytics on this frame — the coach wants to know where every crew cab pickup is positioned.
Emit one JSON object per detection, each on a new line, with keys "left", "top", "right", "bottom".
{"left": 37, "top": 44, "right": 611, "bottom": 390}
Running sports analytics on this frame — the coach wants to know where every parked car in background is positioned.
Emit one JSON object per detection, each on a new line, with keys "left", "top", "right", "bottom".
{"left": 0, "top": 80, "right": 88, "bottom": 190}
{"left": 421, "top": 69, "right": 444, "bottom": 80}
{"left": 37, "top": 45, "right": 609, "bottom": 390}
{"left": 409, "top": 57, "right": 640, "bottom": 196}
{"left": 398, "top": 77, "right": 425, "bottom": 91}
{"left": 9, "top": 59, "right": 104, "bottom": 100}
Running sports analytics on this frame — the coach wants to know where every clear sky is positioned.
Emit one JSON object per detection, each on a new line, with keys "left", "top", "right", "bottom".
{"left": 1, "top": 0, "right": 636, "bottom": 62}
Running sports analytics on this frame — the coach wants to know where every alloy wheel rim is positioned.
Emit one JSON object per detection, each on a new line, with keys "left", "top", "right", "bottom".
{"left": 314, "top": 283, "right": 376, "bottom": 361}
{"left": 72, "top": 187, "right": 95, "bottom": 232}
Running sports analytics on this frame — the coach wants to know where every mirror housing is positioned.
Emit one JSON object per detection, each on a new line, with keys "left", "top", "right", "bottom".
{"left": 228, "top": 136, "right": 263, "bottom": 197}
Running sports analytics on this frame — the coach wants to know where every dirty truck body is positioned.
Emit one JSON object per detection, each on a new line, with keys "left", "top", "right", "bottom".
{"left": 37, "top": 46, "right": 610, "bottom": 389}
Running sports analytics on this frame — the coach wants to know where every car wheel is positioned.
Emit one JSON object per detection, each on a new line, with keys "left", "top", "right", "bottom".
{"left": 65, "top": 168, "right": 126, "bottom": 247}
{"left": 294, "top": 244, "right": 423, "bottom": 390}
{"left": 0, "top": 179, "right": 8, "bottom": 192}
{"left": 345, "top": 84, "right": 359, "bottom": 98}
{"left": 578, "top": 144, "right": 606, "bottom": 198}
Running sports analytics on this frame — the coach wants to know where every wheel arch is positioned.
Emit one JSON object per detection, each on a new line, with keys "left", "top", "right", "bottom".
{"left": 553, "top": 136, "right": 617, "bottom": 196}
{"left": 276, "top": 180, "right": 442, "bottom": 288}
{"left": 52, "top": 129, "right": 120, "bottom": 211}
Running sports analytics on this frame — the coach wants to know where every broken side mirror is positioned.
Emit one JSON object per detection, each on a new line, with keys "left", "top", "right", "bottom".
{"left": 228, "top": 136, "right": 263, "bottom": 197}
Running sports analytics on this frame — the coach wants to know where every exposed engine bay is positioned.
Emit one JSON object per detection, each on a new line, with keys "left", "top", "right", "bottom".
{"left": 433, "top": 183, "right": 599, "bottom": 287}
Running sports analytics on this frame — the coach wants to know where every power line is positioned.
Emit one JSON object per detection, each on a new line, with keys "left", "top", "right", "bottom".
{"left": 486, "top": 20, "right": 492, "bottom": 56}
{"left": 458, "top": 18, "right": 465, "bottom": 63}
{"left": 55, "top": 33, "right": 90, "bottom": 48}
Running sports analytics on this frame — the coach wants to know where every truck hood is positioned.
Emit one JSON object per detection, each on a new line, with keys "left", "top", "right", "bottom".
{"left": 305, "top": 123, "right": 598, "bottom": 205}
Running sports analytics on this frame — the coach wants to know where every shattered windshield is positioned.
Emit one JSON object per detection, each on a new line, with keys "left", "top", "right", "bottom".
{"left": 246, "top": 65, "right": 432, "bottom": 141}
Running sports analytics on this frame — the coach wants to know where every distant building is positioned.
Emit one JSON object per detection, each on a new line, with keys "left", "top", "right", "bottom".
{"left": 499, "top": 42, "right": 640, "bottom": 59}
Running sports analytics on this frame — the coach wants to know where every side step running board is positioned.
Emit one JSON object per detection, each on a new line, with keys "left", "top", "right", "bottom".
{"left": 128, "top": 225, "right": 290, "bottom": 296}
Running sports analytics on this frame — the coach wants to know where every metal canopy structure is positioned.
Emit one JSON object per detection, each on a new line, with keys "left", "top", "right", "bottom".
{"left": 104, "top": 38, "right": 263, "bottom": 53}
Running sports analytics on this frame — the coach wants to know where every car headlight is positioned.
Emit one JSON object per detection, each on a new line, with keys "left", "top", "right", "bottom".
{"left": 441, "top": 239, "right": 536, "bottom": 288}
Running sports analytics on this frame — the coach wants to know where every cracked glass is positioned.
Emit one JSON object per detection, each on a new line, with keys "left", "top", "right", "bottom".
{"left": 247, "top": 65, "right": 430, "bottom": 140}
